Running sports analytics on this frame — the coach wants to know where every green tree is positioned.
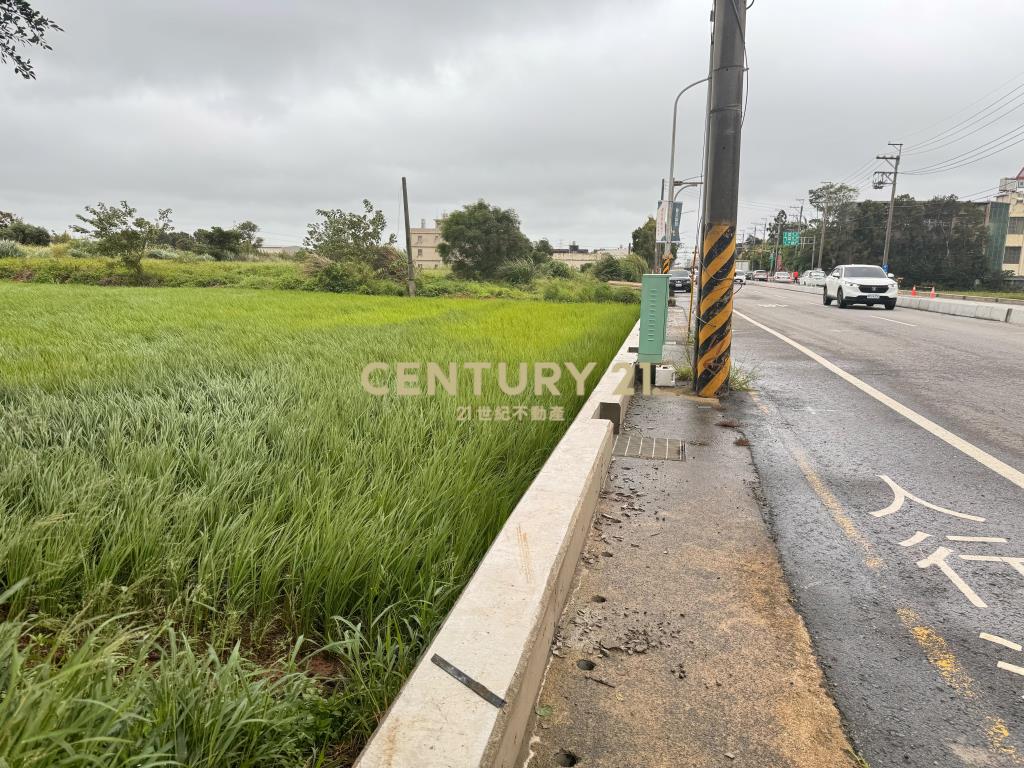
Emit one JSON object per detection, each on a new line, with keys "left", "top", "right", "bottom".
{"left": 631, "top": 217, "right": 655, "bottom": 265}
{"left": 1, "top": 1, "right": 61, "bottom": 79}
{"left": 236, "top": 220, "right": 263, "bottom": 253}
{"left": 0, "top": 215, "right": 50, "bottom": 245}
{"left": 304, "top": 200, "right": 394, "bottom": 262}
{"left": 194, "top": 226, "right": 244, "bottom": 261}
{"left": 532, "top": 238, "right": 554, "bottom": 264}
{"left": 437, "top": 200, "right": 532, "bottom": 280}
{"left": 70, "top": 202, "right": 172, "bottom": 269}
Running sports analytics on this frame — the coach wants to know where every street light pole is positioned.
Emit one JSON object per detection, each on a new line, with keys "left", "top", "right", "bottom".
{"left": 659, "top": 77, "right": 710, "bottom": 272}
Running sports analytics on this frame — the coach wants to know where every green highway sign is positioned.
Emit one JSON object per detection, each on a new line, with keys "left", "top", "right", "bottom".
{"left": 782, "top": 230, "right": 800, "bottom": 246}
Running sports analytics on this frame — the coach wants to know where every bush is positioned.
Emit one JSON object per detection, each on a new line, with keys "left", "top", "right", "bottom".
{"left": 591, "top": 254, "right": 646, "bottom": 283}
{"left": 305, "top": 257, "right": 374, "bottom": 293}
{"left": 496, "top": 259, "right": 536, "bottom": 285}
{"left": 0, "top": 240, "right": 25, "bottom": 258}
{"left": 146, "top": 247, "right": 179, "bottom": 260}
{"left": 543, "top": 260, "right": 573, "bottom": 279}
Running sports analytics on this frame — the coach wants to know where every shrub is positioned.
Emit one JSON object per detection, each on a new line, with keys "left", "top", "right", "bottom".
{"left": 496, "top": 259, "right": 536, "bottom": 285}
{"left": 0, "top": 240, "right": 25, "bottom": 258}
{"left": 146, "top": 247, "right": 179, "bottom": 260}
{"left": 544, "top": 260, "right": 573, "bottom": 279}
{"left": 305, "top": 257, "right": 375, "bottom": 293}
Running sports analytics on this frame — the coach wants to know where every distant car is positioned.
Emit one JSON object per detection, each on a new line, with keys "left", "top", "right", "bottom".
{"left": 823, "top": 264, "right": 897, "bottom": 309}
{"left": 799, "top": 269, "right": 827, "bottom": 287}
{"left": 733, "top": 272, "right": 746, "bottom": 284}
{"left": 668, "top": 270, "right": 692, "bottom": 293}
{"left": 772, "top": 271, "right": 792, "bottom": 283}
{"left": 745, "top": 271, "right": 755, "bottom": 281}
{"left": 752, "top": 270, "right": 769, "bottom": 281}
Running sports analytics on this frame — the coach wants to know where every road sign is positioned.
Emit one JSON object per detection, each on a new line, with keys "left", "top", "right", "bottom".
{"left": 782, "top": 230, "right": 800, "bottom": 246}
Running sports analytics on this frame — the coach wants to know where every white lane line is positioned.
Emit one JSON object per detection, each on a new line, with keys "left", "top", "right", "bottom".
{"left": 980, "top": 632, "right": 1023, "bottom": 652}
{"left": 868, "top": 315, "right": 917, "bottom": 327}
{"left": 948, "top": 535, "right": 1008, "bottom": 543}
{"left": 734, "top": 310, "right": 1024, "bottom": 491}
{"left": 900, "top": 531, "right": 932, "bottom": 547}
{"left": 997, "top": 661, "right": 1024, "bottom": 677}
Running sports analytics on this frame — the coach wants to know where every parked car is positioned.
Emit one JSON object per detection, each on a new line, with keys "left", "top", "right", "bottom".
{"left": 799, "top": 269, "right": 827, "bottom": 287}
{"left": 745, "top": 271, "right": 755, "bottom": 281}
{"left": 734, "top": 272, "right": 747, "bottom": 284}
{"left": 823, "top": 264, "right": 898, "bottom": 309}
{"left": 668, "top": 270, "right": 692, "bottom": 293}
{"left": 752, "top": 270, "right": 769, "bottom": 281}
{"left": 772, "top": 271, "right": 792, "bottom": 283}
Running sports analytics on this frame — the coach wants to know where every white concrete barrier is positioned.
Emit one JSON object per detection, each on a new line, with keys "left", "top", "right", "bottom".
{"left": 757, "top": 282, "right": 1020, "bottom": 325}
{"left": 355, "top": 321, "right": 640, "bottom": 768}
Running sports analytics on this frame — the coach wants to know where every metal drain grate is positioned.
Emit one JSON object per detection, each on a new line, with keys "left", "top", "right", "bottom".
{"left": 612, "top": 433, "right": 684, "bottom": 461}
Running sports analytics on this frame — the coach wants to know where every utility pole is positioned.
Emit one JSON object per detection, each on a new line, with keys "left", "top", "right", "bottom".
{"left": 816, "top": 201, "right": 828, "bottom": 270}
{"left": 401, "top": 177, "right": 415, "bottom": 297}
{"left": 875, "top": 142, "right": 903, "bottom": 270}
{"left": 693, "top": 0, "right": 745, "bottom": 397}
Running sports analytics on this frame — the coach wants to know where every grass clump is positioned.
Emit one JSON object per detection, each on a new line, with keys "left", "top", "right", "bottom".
{"left": 672, "top": 361, "right": 759, "bottom": 392}
{"left": 0, "top": 283, "right": 639, "bottom": 764}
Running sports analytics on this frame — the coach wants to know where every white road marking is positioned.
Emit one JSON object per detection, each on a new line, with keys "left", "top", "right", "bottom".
{"left": 870, "top": 475, "right": 985, "bottom": 522}
{"left": 868, "top": 315, "right": 917, "bottom": 327}
{"left": 980, "top": 632, "right": 1023, "bottom": 652}
{"left": 900, "top": 531, "right": 932, "bottom": 547}
{"left": 735, "top": 310, "right": 1024, "bottom": 492}
{"left": 960, "top": 555, "right": 1024, "bottom": 578}
{"left": 997, "top": 661, "right": 1024, "bottom": 677}
{"left": 948, "top": 535, "right": 1008, "bottom": 543}
{"left": 917, "top": 546, "right": 988, "bottom": 608}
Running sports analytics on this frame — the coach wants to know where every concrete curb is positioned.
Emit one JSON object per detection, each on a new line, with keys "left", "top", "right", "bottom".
{"left": 753, "top": 281, "right": 1022, "bottom": 325}
{"left": 355, "top": 321, "right": 640, "bottom": 768}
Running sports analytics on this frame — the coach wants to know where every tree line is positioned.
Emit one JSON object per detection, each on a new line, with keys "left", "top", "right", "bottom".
{"left": 740, "top": 182, "right": 997, "bottom": 289}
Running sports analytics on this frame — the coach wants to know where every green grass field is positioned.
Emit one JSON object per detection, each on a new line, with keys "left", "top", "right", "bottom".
{"left": 0, "top": 284, "right": 638, "bottom": 766}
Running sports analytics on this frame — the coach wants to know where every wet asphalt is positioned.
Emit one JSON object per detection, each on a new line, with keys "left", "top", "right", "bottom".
{"left": 731, "top": 283, "right": 1024, "bottom": 767}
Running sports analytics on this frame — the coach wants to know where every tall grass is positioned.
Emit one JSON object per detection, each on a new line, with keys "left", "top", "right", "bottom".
{"left": 0, "top": 284, "right": 639, "bottom": 765}
{"left": 0, "top": 255, "right": 640, "bottom": 303}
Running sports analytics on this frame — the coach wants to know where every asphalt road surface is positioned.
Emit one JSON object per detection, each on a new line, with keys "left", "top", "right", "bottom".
{"left": 731, "top": 283, "right": 1024, "bottom": 767}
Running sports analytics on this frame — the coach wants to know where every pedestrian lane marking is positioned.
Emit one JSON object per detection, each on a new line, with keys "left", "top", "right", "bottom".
{"left": 980, "top": 633, "right": 1022, "bottom": 652}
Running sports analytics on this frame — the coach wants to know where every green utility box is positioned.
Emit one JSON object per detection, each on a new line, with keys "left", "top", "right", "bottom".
{"left": 638, "top": 273, "right": 669, "bottom": 363}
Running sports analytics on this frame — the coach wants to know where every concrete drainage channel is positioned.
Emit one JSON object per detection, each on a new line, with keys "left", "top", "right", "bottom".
{"left": 355, "top": 321, "right": 641, "bottom": 768}
{"left": 755, "top": 281, "right": 1024, "bottom": 325}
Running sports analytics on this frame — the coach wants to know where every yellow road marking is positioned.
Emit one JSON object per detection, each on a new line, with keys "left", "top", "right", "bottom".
{"left": 789, "top": 444, "right": 882, "bottom": 570}
{"left": 897, "top": 607, "right": 975, "bottom": 697}
{"left": 987, "top": 717, "right": 1024, "bottom": 765}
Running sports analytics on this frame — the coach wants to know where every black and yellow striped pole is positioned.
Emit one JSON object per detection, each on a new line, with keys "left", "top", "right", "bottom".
{"left": 661, "top": 253, "right": 672, "bottom": 274}
{"left": 693, "top": 0, "right": 746, "bottom": 397}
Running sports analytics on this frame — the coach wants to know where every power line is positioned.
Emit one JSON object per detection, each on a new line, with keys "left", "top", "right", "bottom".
{"left": 902, "top": 69, "right": 1024, "bottom": 145}
{"left": 904, "top": 123, "right": 1024, "bottom": 175}
{"left": 904, "top": 91, "right": 1024, "bottom": 157}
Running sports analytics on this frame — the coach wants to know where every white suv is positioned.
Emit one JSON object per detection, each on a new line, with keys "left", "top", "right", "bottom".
{"left": 823, "top": 264, "right": 897, "bottom": 310}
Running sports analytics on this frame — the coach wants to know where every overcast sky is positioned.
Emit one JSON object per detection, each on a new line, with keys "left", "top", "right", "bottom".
{"left": 3, "top": 1, "right": 1024, "bottom": 251}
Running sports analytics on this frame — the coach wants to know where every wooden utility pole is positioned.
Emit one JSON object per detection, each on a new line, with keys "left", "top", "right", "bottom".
{"left": 401, "top": 177, "right": 415, "bottom": 297}
{"left": 693, "top": 0, "right": 746, "bottom": 396}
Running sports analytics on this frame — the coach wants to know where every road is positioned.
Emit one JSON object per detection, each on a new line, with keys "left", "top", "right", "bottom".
{"left": 730, "top": 283, "right": 1024, "bottom": 767}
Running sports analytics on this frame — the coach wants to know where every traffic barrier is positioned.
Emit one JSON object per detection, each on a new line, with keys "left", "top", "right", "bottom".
{"left": 911, "top": 285, "right": 917, "bottom": 297}
{"left": 753, "top": 281, "right": 1020, "bottom": 325}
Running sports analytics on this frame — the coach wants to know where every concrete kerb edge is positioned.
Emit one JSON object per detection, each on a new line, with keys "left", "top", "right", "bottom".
{"left": 354, "top": 320, "right": 641, "bottom": 768}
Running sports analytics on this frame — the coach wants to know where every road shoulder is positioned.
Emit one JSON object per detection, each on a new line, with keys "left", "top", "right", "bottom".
{"left": 526, "top": 309, "right": 860, "bottom": 768}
